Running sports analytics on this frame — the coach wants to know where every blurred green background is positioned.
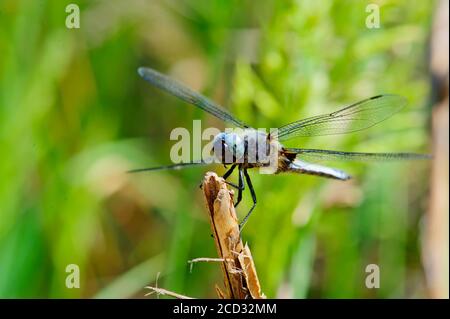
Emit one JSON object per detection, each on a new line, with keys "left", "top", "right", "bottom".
{"left": 0, "top": 0, "right": 440, "bottom": 298}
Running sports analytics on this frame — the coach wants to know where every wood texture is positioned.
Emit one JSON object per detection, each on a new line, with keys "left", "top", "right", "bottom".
{"left": 202, "top": 172, "right": 265, "bottom": 299}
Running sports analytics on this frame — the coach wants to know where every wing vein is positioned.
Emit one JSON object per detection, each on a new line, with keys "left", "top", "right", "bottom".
{"left": 275, "top": 94, "right": 407, "bottom": 140}
{"left": 138, "top": 67, "right": 250, "bottom": 128}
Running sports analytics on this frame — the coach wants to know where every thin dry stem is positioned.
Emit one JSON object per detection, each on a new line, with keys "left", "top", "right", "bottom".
{"left": 202, "top": 172, "right": 265, "bottom": 299}
{"left": 145, "top": 286, "right": 194, "bottom": 299}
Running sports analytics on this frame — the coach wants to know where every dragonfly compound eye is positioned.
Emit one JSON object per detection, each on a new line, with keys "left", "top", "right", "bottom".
{"left": 213, "top": 132, "right": 244, "bottom": 164}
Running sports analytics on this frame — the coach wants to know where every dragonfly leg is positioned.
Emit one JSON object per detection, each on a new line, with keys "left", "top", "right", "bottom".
{"left": 222, "top": 164, "right": 245, "bottom": 191}
{"left": 199, "top": 164, "right": 237, "bottom": 189}
{"left": 234, "top": 167, "right": 245, "bottom": 207}
{"left": 222, "top": 164, "right": 236, "bottom": 180}
{"left": 239, "top": 169, "right": 256, "bottom": 230}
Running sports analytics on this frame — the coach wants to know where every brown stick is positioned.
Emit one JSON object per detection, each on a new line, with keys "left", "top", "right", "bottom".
{"left": 144, "top": 286, "right": 194, "bottom": 299}
{"left": 202, "top": 172, "right": 265, "bottom": 299}
{"left": 424, "top": 0, "right": 449, "bottom": 299}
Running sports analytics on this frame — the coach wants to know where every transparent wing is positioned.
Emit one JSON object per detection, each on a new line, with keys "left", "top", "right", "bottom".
{"left": 275, "top": 95, "right": 407, "bottom": 141}
{"left": 138, "top": 67, "right": 250, "bottom": 128}
{"left": 128, "top": 160, "right": 210, "bottom": 173}
{"left": 285, "top": 148, "right": 431, "bottom": 162}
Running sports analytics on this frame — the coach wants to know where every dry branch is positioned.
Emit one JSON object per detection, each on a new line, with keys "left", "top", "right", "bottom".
{"left": 202, "top": 172, "right": 265, "bottom": 299}
{"left": 424, "top": 0, "right": 449, "bottom": 299}
{"left": 145, "top": 286, "right": 194, "bottom": 299}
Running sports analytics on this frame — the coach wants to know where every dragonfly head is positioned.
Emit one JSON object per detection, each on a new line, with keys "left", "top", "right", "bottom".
{"left": 213, "top": 132, "right": 245, "bottom": 164}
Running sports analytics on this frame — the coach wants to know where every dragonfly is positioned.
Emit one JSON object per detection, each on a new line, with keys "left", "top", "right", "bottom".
{"left": 130, "top": 67, "right": 430, "bottom": 228}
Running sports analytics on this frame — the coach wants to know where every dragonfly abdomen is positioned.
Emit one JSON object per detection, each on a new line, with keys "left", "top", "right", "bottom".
{"left": 286, "top": 159, "right": 351, "bottom": 180}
